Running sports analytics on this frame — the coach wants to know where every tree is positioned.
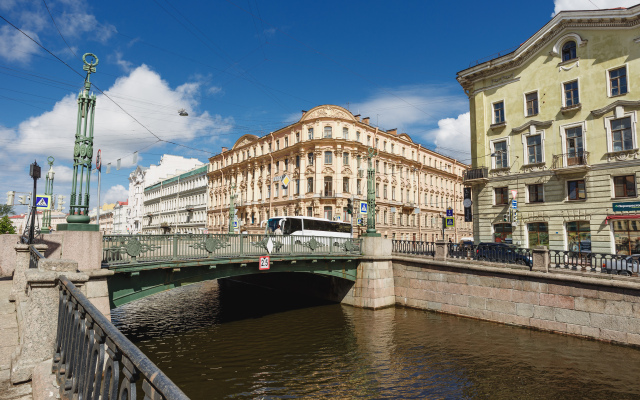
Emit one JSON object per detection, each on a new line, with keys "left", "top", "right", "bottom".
{"left": 0, "top": 215, "right": 16, "bottom": 234}
{"left": 0, "top": 204, "right": 15, "bottom": 217}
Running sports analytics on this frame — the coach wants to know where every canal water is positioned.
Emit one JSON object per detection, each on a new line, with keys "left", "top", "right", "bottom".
{"left": 113, "top": 280, "right": 640, "bottom": 399}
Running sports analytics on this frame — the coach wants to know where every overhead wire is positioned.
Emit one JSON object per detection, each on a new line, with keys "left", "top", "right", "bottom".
{"left": 41, "top": 0, "right": 78, "bottom": 59}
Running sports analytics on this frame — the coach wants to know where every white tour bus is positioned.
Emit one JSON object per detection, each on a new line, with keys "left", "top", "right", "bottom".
{"left": 263, "top": 216, "right": 352, "bottom": 239}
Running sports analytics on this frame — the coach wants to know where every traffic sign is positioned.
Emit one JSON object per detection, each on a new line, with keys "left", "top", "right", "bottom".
{"left": 446, "top": 207, "right": 453, "bottom": 217}
{"left": 96, "top": 149, "right": 101, "bottom": 171}
{"left": 233, "top": 220, "right": 238, "bottom": 228}
{"left": 259, "top": 256, "right": 270, "bottom": 270}
{"left": 335, "top": 215, "right": 341, "bottom": 221}
{"left": 281, "top": 175, "right": 290, "bottom": 187}
{"left": 35, "top": 195, "right": 51, "bottom": 210}
{"left": 511, "top": 199, "right": 518, "bottom": 209}
{"left": 359, "top": 201, "right": 368, "bottom": 214}
{"left": 511, "top": 190, "right": 518, "bottom": 199}
{"left": 445, "top": 216, "right": 455, "bottom": 227}
{"left": 357, "top": 218, "right": 362, "bottom": 225}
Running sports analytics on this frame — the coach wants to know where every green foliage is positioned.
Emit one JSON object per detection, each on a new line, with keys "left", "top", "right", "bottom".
{"left": 0, "top": 215, "right": 16, "bottom": 234}
{"left": 0, "top": 204, "right": 15, "bottom": 217}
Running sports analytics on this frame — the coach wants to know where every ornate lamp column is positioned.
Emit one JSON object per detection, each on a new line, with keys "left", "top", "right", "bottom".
{"left": 363, "top": 147, "right": 380, "bottom": 237}
{"left": 61, "top": 53, "right": 99, "bottom": 231}
{"left": 228, "top": 184, "right": 236, "bottom": 234}
{"left": 41, "top": 156, "right": 55, "bottom": 233}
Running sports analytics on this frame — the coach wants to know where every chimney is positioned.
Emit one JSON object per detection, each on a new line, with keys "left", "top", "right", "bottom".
{"left": 221, "top": 147, "right": 228, "bottom": 153}
{"left": 387, "top": 128, "right": 397, "bottom": 135}
{"left": 353, "top": 114, "right": 361, "bottom": 122}
{"left": 301, "top": 110, "right": 307, "bottom": 117}
{"left": 363, "top": 117, "right": 370, "bottom": 125}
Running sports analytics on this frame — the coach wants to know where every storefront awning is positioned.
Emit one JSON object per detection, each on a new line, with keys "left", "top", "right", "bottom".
{"left": 605, "top": 215, "right": 640, "bottom": 224}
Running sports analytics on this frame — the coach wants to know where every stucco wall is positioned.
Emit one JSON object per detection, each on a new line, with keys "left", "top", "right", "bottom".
{"left": 393, "top": 255, "right": 640, "bottom": 347}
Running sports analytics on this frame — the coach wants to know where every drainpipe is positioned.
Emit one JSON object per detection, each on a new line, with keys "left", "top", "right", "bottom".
{"left": 269, "top": 132, "right": 274, "bottom": 218}
{"left": 418, "top": 144, "right": 424, "bottom": 241}
{"left": 220, "top": 167, "right": 224, "bottom": 234}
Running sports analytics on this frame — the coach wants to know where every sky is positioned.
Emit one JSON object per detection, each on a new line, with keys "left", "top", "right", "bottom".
{"left": 0, "top": 0, "right": 637, "bottom": 215}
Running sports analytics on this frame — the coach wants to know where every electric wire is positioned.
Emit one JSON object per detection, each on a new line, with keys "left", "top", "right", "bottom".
{"left": 41, "top": 0, "right": 78, "bottom": 59}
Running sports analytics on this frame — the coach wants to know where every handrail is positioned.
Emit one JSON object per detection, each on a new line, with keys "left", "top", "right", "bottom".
{"left": 28, "top": 244, "right": 45, "bottom": 269}
{"left": 53, "top": 275, "right": 189, "bottom": 399}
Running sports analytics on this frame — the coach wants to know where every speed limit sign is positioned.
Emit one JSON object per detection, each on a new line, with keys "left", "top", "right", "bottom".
{"left": 259, "top": 256, "right": 270, "bottom": 270}
{"left": 96, "top": 149, "right": 102, "bottom": 171}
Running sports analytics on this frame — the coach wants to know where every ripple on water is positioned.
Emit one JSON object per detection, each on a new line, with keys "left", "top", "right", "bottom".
{"left": 113, "top": 280, "right": 640, "bottom": 400}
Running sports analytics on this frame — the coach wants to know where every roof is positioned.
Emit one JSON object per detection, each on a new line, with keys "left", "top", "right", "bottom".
{"left": 144, "top": 165, "right": 208, "bottom": 192}
{"left": 117, "top": 201, "right": 128, "bottom": 206}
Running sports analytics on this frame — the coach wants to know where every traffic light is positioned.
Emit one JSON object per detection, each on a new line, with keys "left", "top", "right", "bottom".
{"left": 347, "top": 199, "right": 353, "bottom": 215}
{"left": 503, "top": 212, "right": 511, "bottom": 222}
{"left": 18, "top": 195, "right": 28, "bottom": 205}
{"left": 512, "top": 209, "right": 518, "bottom": 224}
{"left": 6, "top": 191, "right": 14, "bottom": 206}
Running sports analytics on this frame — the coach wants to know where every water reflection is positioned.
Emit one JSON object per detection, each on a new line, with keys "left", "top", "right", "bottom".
{"left": 113, "top": 281, "right": 640, "bottom": 399}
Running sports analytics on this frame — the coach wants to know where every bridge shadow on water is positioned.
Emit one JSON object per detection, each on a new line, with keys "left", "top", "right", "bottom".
{"left": 111, "top": 273, "right": 336, "bottom": 342}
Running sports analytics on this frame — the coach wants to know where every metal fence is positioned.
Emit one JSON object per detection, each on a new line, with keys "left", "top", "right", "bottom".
{"left": 103, "top": 234, "right": 363, "bottom": 265}
{"left": 392, "top": 240, "right": 436, "bottom": 256}
{"left": 53, "top": 275, "right": 189, "bottom": 400}
{"left": 550, "top": 250, "right": 639, "bottom": 275}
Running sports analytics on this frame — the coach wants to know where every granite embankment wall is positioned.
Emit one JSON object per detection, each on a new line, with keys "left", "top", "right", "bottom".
{"left": 393, "top": 255, "right": 640, "bottom": 347}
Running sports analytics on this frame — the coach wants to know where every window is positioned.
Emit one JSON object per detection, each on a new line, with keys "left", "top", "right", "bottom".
{"left": 610, "top": 66, "right": 628, "bottom": 96}
{"left": 383, "top": 141, "right": 387, "bottom": 151}
{"left": 343, "top": 177, "right": 349, "bottom": 193}
{"left": 611, "top": 219, "right": 640, "bottom": 255}
{"left": 493, "top": 140, "right": 508, "bottom": 168}
{"left": 357, "top": 179, "right": 362, "bottom": 195}
{"left": 375, "top": 138, "right": 379, "bottom": 149}
{"left": 367, "top": 135, "right": 371, "bottom": 146}
{"left": 343, "top": 152, "right": 349, "bottom": 165}
{"left": 528, "top": 184, "right": 544, "bottom": 203}
{"left": 495, "top": 187, "right": 508, "bottom": 205}
{"left": 307, "top": 207, "right": 313, "bottom": 217}
{"left": 324, "top": 126, "right": 332, "bottom": 138}
{"left": 275, "top": 161, "right": 279, "bottom": 173}
{"left": 343, "top": 127, "right": 348, "bottom": 139}
{"left": 308, "top": 128, "right": 314, "bottom": 140}
{"left": 494, "top": 223, "right": 513, "bottom": 243}
{"left": 324, "top": 177, "right": 333, "bottom": 196}
{"left": 383, "top": 184, "right": 388, "bottom": 199}
{"left": 565, "top": 126, "right": 584, "bottom": 165}
{"left": 307, "top": 177, "right": 313, "bottom": 193}
{"left": 295, "top": 179, "right": 300, "bottom": 195}
{"left": 611, "top": 117, "right": 633, "bottom": 151}
{"left": 525, "top": 92, "right": 538, "bottom": 116}
{"left": 391, "top": 143, "right": 394, "bottom": 153}
{"left": 296, "top": 132, "right": 300, "bottom": 143}
{"left": 276, "top": 140, "right": 280, "bottom": 150}
{"left": 493, "top": 101, "right": 505, "bottom": 124}
{"left": 324, "top": 151, "right": 332, "bottom": 164}
{"left": 528, "top": 222, "right": 549, "bottom": 248}
{"left": 564, "top": 80, "right": 579, "bottom": 107}
{"left": 274, "top": 183, "right": 279, "bottom": 197}
{"left": 295, "top": 155, "right": 300, "bottom": 168}
{"left": 562, "top": 41, "right": 577, "bottom": 62}
{"left": 614, "top": 175, "right": 636, "bottom": 198}
{"left": 526, "top": 134, "right": 542, "bottom": 164}
{"left": 324, "top": 206, "right": 332, "bottom": 220}
{"left": 568, "top": 179, "right": 586, "bottom": 200}
{"left": 567, "top": 221, "right": 590, "bottom": 251}
{"left": 376, "top": 183, "right": 380, "bottom": 198}
{"left": 267, "top": 184, "right": 271, "bottom": 198}
{"left": 308, "top": 152, "right": 314, "bottom": 166}
{"left": 284, "top": 137, "right": 289, "bottom": 147}
{"left": 356, "top": 131, "right": 360, "bottom": 141}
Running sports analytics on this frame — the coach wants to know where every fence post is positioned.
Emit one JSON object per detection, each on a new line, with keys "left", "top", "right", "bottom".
{"left": 532, "top": 246, "right": 550, "bottom": 272}
{"left": 435, "top": 240, "right": 447, "bottom": 261}
{"left": 172, "top": 234, "right": 178, "bottom": 260}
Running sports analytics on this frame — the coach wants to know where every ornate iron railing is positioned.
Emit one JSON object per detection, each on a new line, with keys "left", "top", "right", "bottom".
{"left": 549, "top": 250, "right": 639, "bottom": 275}
{"left": 552, "top": 151, "right": 589, "bottom": 169}
{"left": 103, "top": 234, "right": 363, "bottom": 265}
{"left": 29, "top": 244, "right": 44, "bottom": 269}
{"left": 392, "top": 240, "right": 436, "bottom": 256}
{"left": 53, "top": 275, "right": 189, "bottom": 400}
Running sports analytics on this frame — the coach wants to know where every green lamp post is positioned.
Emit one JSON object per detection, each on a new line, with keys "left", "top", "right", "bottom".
{"left": 40, "top": 156, "right": 55, "bottom": 233}
{"left": 363, "top": 147, "right": 380, "bottom": 237}
{"left": 59, "top": 53, "right": 99, "bottom": 231}
{"left": 228, "top": 184, "right": 236, "bottom": 234}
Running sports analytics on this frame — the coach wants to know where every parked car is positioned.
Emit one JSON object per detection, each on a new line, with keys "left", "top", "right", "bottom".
{"left": 475, "top": 242, "right": 532, "bottom": 266}
{"left": 601, "top": 254, "right": 640, "bottom": 275}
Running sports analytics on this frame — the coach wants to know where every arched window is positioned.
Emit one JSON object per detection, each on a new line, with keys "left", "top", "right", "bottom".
{"left": 562, "top": 41, "right": 576, "bottom": 62}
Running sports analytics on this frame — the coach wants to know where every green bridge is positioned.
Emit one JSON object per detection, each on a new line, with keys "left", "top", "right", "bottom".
{"left": 102, "top": 234, "right": 363, "bottom": 308}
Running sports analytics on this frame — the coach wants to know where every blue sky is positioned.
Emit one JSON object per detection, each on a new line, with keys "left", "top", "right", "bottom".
{"left": 0, "top": 0, "right": 635, "bottom": 212}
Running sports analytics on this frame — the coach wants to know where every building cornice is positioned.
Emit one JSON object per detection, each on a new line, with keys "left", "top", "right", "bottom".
{"left": 510, "top": 120, "right": 554, "bottom": 134}
{"left": 591, "top": 99, "right": 640, "bottom": 117}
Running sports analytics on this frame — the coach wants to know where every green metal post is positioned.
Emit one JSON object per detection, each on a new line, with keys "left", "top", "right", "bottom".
{"left": 63, "top": 53, "right": 99, "bottom": 230}
{"left": 363, "top": 147, "right": 380, "bottom": 237}
{"left": 41, "top": 156, "right": 55, "bottom": 233}
{"left": 228, "top": 184, "right": 236, "bottom": 234}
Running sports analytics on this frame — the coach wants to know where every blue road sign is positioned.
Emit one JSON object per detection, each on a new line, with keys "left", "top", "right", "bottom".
{"left": 233, "top": 221, "right": 238, "bottom": 228}
{"left": 511, "top": 199, "right": 518, "bottom": 209}
{"left": 360, "top": 202, "right": 368, "bottom": 214}
{"left": 446, "top": 207, "right": 453, "bottom": 217}
{"left": 35, "top": 195, "right": 51, "bottom": 210}
{"left": 357, "top": 218, "right": 362, "bottom": 225}
{"left": 445, "top": 216, "right": 455, "bottom": 227}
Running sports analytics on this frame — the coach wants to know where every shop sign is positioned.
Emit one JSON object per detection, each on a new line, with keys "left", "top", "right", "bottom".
{"left": 612, "top": 201, "right": 640, "bottom": 212}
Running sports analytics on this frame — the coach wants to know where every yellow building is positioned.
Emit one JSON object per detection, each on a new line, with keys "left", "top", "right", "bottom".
{"left": 457, "top": 5, "right": 640, "bottom": 254}
{"left": 207, "top": 105, "right": 472, "bottom": 241}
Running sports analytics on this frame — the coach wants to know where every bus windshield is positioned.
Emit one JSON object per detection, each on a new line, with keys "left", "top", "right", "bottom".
{"left": 266, "top": 218, "right": 283, "bottom": 234}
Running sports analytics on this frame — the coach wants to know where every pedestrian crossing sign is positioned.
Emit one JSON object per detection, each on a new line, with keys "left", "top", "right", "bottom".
{"left": 445, "top": 216, "right": 455, "bottom": 227}
{"left": 359, "top": 201, "right": 368, "bottom": 214}
{"left": 35, "top": 195, "right": 51, "bottom": 210}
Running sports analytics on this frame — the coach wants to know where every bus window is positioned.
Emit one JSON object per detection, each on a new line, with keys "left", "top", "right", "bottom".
{"left": 286, "top": 218, "right": 302, "bottom": 234}
{"left": 267, "top": 218, "right": 282, "bottom": 234}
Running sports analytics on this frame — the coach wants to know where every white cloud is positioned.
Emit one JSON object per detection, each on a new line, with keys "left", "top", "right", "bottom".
{"left": 427, "top": 112, "right": 471, "bottom": 160}
{"left": 102, "top": 184, "right": 128, "bottom": 205}
{"left": 207, "top": 86, "right": 223, "bottom": 95}
{"left": 0, "top": 25, "right": 40, "bottom": 63}
{"left": 552, "top": 0, "right": 638, "bottom": 16}
{"left": 113, "top": 51, "right": 133, "bottom": 72}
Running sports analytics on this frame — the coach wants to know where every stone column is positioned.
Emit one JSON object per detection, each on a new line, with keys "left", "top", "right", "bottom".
{"left": 10, "top": 244, "right": 47, "bottom": 302}
{"left": 341, "top": 236, "right": 395, "bottom": 309}
{"left": 435, "top": 240, "right": 448, "bottom": 261}
{"left": 532, "top": 246, "right": 550, "bottom": 272}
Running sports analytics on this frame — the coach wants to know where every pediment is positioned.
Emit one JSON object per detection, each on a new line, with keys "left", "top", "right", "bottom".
{"left": 322, "top": 166, "right": 335, "bottom": 174}
{"left": 305, "top": 166, "right": 315, "bottom": 175}
{"left": 299, "top": 105, "right": 356, "bottom": 123}
{"left": 342, "top": 166, "right": 353, "bottom": 175}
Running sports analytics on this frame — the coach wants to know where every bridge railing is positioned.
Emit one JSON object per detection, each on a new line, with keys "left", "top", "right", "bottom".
{"left": 392, "top": 240, "right": 436, "bottom": 256}
{"left": 53, "top": 275, "right": 189, "bottom": 400}
{"left": 103, "top": 234, "right": 363, "bottom": 265}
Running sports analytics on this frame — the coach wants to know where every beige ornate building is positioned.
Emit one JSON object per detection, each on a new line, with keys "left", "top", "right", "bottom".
{"left": 207, "top": 105, "right": 472, "bottom": 241}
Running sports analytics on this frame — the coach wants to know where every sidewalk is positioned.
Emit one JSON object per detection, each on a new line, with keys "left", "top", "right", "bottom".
{"left": 0, "top": 278, "right": 32, "bottom": 400}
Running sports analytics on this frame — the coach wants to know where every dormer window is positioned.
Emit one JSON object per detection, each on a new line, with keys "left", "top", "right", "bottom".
{"left": 562, "top": 41, "right": 576, "bottom": 62}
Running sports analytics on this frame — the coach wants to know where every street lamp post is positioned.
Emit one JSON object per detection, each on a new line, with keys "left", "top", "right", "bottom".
{"left": 228, "top": 184, "right": 236, "bottom": 234}
{"left": 362, "top": 147, "right": 380, "bottom": 237}
{"left": 41, "top": 156, "right": 55, "bottom": 233}
{"left": 60, "top": 53, "right": 99, "bottom": 232}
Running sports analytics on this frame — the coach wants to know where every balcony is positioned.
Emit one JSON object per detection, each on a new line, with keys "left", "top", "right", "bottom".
{"left": 463, "top": 167, "right": 488, "bottom": 183}
{"left": 321, "top": 190, "right": 336, "bottom": 198}
{"left": 552, "top": 151, "right": 590, "bottom": 174}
